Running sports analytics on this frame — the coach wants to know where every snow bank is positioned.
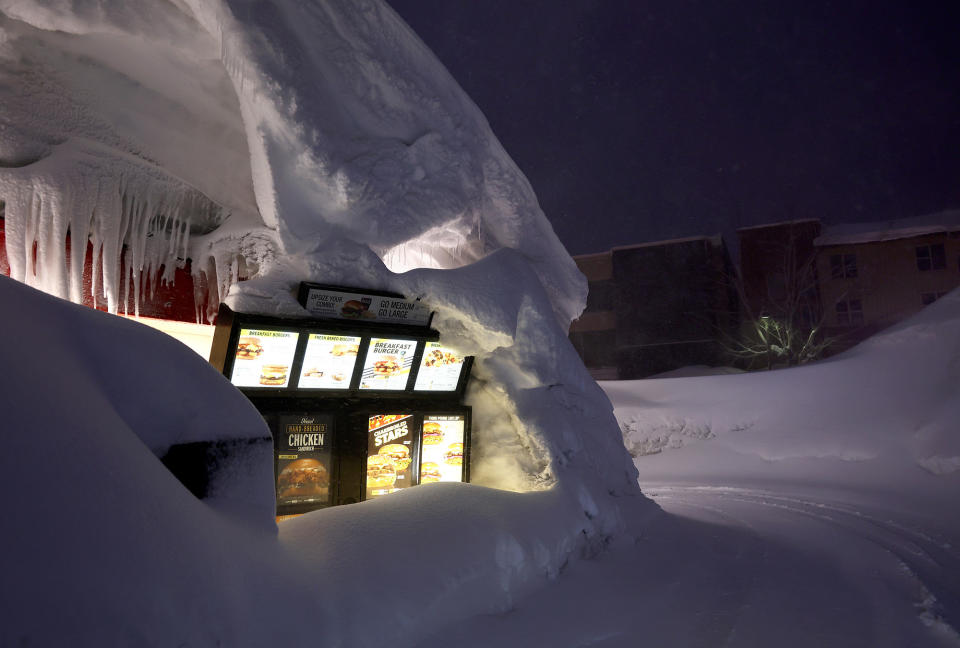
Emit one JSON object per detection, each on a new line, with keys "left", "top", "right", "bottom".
{"left": 1, "top": 0, "right": 649, "bottom": 643}
{"left": 0, "top": 276, "right": 658, "bottom": 646}
{"left": 605, "top": 287, "right": 960, "bottom": 495}
{"left": 0, "top": 0, "right": 640, "bottom": 516}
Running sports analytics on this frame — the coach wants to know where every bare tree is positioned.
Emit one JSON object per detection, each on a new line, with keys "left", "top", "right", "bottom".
{"left": 723, "top": 230, "right": 834, "bottom": 370}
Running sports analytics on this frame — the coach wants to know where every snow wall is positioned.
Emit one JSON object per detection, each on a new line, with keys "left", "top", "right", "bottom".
{"left": 0, "top": 1, "right": 653, "bottom": 643}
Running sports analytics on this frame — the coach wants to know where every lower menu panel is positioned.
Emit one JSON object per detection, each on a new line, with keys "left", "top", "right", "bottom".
{"left": 275, "top": 413, "right": 334, "bottom": 511}
{"left": 419, "top": 415, "right": 465, "bottom": 484}
{"left": 364, "top": 412, "right": 468, "bottom": 500}
{"left": 366, "top": 414, "right": 418, "bottom": 499}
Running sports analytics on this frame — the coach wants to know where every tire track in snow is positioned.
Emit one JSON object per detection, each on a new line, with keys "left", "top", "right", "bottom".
{"left": 643, "top": 484, "right": 960, "bottom": 647}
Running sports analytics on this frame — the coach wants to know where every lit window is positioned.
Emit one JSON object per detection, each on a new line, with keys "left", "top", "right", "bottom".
{"left": 835, "top": 298, "right": 863, "bottom": 326}
{"left": 830, "top": 254, "right": 857, "bottom": 279}
{"left": 916, "top": 244, "right": 946, "bottom": 271}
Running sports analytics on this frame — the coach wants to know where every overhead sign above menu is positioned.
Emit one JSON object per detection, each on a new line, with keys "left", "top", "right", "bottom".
{"left": 299, "top": 284, "right": 432, "bottom": 327}
{"left": 230, "top": 328, "right": 299, "bottom": 388}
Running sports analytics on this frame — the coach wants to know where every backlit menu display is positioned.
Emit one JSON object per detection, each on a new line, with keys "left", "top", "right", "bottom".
{"left": 230, "top": 328, "right": 299, "bottom": 388}
{"left": 419, "top": 415, "right": 466, "bottom": 484}
{"left": 359, "top": 338, "right": 418, "bottom": 390}
{"left": 366, "top": 414, "right": 417, "bottom": 499}
{"left": 297, "top": 334, "right": 361, "bottom": 389}
{"left": 414, "top": 343, "right": 465, "bottom": 392}
{"left": 275, "top": 414, "right": 333, "bottom": 508}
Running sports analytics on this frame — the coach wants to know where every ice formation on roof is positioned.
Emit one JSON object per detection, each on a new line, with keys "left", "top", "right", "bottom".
{"left": 0, "top": 0, "right": 586, "bottom": 326}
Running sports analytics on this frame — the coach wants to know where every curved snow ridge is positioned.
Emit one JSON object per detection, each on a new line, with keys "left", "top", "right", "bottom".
{"left": 178, "top": 0, "right": 586, "bottom": 325}
{"left": 279, "top": 483, "right": 660, "bottom": 648}
{"left": 646, "top": 484, "right": 960, "bottom": 646}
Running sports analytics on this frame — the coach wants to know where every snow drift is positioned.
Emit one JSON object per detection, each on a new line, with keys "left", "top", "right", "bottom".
{"left": 0, "top": 0, "right": 649, "bottom": 644}
{"left": 0, "top": 275, "right": 659, "bottom": 646}
{"left": 606, "top": 286, "right": 960, "bottom": 497}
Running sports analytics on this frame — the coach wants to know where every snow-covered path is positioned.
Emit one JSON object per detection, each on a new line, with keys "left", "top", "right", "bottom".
{"left": 414, "top": 482, "right": 960, "bottom": 648}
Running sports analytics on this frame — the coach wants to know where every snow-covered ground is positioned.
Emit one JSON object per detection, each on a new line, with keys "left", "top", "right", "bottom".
{"left": 3, "top": 0, "right": 960, "bottom": 645}
{"left": 413, "top": 289, "right": 960, "bottom": 647}
{"left": 4, "top": 276, "right": 959, "bottom": 647}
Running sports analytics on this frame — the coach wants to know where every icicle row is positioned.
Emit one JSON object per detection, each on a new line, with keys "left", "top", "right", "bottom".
{"left": 0, "top": 141, "right": 229, "bottom": 316}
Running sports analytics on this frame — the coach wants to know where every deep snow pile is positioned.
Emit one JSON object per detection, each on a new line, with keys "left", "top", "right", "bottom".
{"left": 0, "top": 1, "right": 649, "bottom": 644}
{"left": 0, "top": 275, "right": 659, "bottom": 646}
{"left": 0, "top": 2, "right": 643, "bottom": 518}
{"left": 604, "top": 287, "right": 960, "bottom": 498}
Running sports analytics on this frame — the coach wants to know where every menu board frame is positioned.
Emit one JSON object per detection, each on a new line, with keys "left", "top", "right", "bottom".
{"left": 418, "top": 411, "right": 471, "bottom": 485}
{"left": 212, "top": 304, "right": 472, "bottom": 399}
{"left": 267, "top": 411, "right": 342, "bottom": 518}
{"left": 297, "top": 282, "right": 434, "bottom": 328}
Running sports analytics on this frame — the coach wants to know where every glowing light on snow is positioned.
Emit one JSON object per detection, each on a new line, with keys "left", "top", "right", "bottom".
{"left": 122, "top": 315, "right": 215, "bottom": 359}
{"left": 379, "top": 220, "right": 480, "bottom": 273}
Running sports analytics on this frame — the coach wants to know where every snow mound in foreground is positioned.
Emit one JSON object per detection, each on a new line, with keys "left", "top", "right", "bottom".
{"left": 604, "top": 287, "right": 960, "bottom": 493}
{"left": 0, "top": 276, "right": 659, "bottom": 646}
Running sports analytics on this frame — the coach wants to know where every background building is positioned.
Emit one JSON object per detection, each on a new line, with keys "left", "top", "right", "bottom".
{"left": 814, "top": 211, "right": 960, "bottom": 350}
{"left": 569, "top": 235, "right": 739, "bottom": 379}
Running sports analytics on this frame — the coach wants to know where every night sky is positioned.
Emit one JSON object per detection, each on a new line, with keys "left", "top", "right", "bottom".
{"left": 387, "top": 0, "right": 960, "bottom": 258}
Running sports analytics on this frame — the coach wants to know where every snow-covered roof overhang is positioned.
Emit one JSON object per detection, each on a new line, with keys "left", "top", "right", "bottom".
{"left": 814, "top": 210, "right": 960, "bottom": 246}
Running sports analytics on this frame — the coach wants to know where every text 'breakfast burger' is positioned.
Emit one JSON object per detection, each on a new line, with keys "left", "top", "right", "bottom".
{"left": 422, "top": 422, "right": 444, "bottom": 445}
{"left": 236, "top": 337, "right": 263, "bottom": 360}
{"left": 420, "top": 462, "right": 442, "bottom": 484}
{"left": 378, "top": 444, "right": 412, "bottom": 472}
{"left": 277, "top": 459, "right": 329, "bottom": 499}
{"left": 259, "top": 364, "right": 289, "bottom": 385}
{"left": 366, "top": 455, "right": 397, "bottom": 489}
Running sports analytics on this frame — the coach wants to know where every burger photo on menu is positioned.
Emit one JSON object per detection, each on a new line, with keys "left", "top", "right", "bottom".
{"left": 378, "top": 444, "right": 412, "bottom": 471}
{"left": 373, "top": 356, "right": 401, "bottom": 377}
{"left": 421, "top": 421, "right": 444, "bottom": 445}
{"left": 420, "top": 462, "right": 442, "bottom": 484}
{"left": 259, "top": 364, "right": 289, "bottom": 386}
{"left": 277, "top": 458, "right": 329, "bottom": 502}
{"left": 340, "top": 299, "right": 370, "bottom": 318}
{"left": 366, "top": 455, "right": 397, "bottom": 490}
{"left": 444, "top": 442, "right": 464, "bottom": 466}
{"left": 236, "top": 337, "right": 264, "bottom": 360}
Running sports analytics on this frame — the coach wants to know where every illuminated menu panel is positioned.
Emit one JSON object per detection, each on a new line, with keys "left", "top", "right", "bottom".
{"left": 414, "top": 343, "right": 465, "bottom": 392}
{"left": 275, "top": 414, "right": 333, "bottom": 508}
{"left": 297, "top": 334, "right": 361, "bottom": 389}
{"left": 359, "top": 338, "right": 418, "bottom": 391}
{"left": 230, "top": 328, "right": 299, "bottom": 388}
{"left": 366, "top": 414, "right": 417, "bottom": 499}
{"left": 419, "top": 415, "right": 466, "bottom": 484}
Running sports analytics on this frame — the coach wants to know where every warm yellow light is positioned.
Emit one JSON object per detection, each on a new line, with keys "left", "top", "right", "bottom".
{"left": 122, "top": 315, "right": 216, "bottom": 360}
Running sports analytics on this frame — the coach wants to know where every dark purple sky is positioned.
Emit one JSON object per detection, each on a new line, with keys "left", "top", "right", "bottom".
{"left": 387, "top": 0, "right": 960, "bottom": 257}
